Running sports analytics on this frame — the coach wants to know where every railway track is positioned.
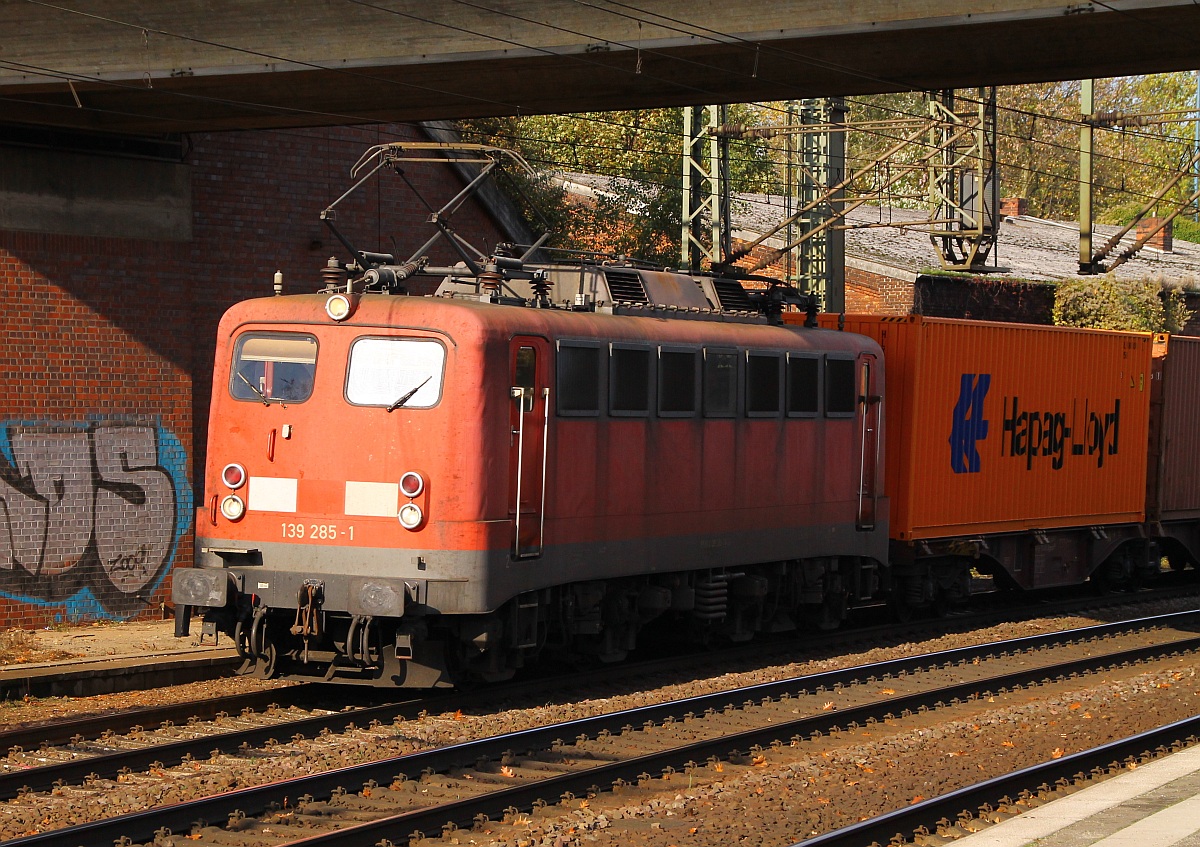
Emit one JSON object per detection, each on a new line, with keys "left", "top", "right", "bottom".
{"left": 7, "top": 609, "right": 1200, "bottom": 847}
{"left": 4, "top": 581, "right": 1193, "bottom": 760}
{"left": 800, "top": 716, "right": 1200, "bottom": 847}
{"left": 0, "top": 590, "right": 1195, "bottom": 803}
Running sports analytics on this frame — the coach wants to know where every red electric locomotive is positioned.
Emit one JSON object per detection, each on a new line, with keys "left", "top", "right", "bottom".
{"left": 172, "top": 144, "right": 891, "bottom": 687}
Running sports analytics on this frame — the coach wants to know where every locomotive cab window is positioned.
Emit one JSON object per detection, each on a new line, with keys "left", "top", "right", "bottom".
{"left": 703, "top": 348, "right": 738, "bottom": 417}
{"left": 557, "top": 341, "right": 602, "bottom": 416}
{"left": 786, "top": 354, "right": 820, "bottom": 417}
{"left": 346, "top": 337, "right": 445, "bottom": 408}
{"left": 745, "top": 352, "right": 783, "bottom": 417}
{"left": 825, "top": 356, "right": 857, "bottom": 417}
{"left": 231, "top": 332, "right": 318, "bottom": 403}
{"left": 610, "top": 345, "right": 652, "bottom": 416}
{"left": 658, "top": 347, "right": 698, "bottom": 416}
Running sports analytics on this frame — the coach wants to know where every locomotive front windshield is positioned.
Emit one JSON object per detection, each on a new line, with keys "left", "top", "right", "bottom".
{"left": 231, "top": 332, "right": 318, "bottom": 403}
{"left": 346, "top": 337, "right": 445, "bottom": 408}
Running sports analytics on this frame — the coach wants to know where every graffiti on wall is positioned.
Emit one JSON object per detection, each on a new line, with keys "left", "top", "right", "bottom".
{"left": 0, "top": 420, "right": 192, "bottom": 620}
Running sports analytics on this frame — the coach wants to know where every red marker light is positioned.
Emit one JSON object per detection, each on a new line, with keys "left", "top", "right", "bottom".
{"left": 222, "top": 463, "right": 247, "bottom": 489}
{"left": 400, "top": 471, "right": 424, "bottom": 498}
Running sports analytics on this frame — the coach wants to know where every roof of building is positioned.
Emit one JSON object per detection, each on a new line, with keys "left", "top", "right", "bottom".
{"left": 735, "top": 193, "right": 1200, "bottom": 286}
{"left": 554, "top": 174, "right": 1200, "bottom": 286}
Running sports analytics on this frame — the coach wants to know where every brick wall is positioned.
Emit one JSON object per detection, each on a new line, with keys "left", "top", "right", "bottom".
{"left": 1000, "top": 197, "right": 1028, "bottom": 217}
{"left": 845, "top": 259, "right": 916, "bottom": 314}
{"left": 913, "top": 274, "right": 1055, "bottom": 323}
{"left": 1137, "top": 217, "right": 1173, "bottom": 252}
{"left": 0, "top": 124, "right": 507, "bottom": 628}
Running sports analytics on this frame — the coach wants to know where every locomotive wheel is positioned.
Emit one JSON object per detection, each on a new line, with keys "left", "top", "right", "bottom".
{"left": 888, "top": 593, "right": 914, "bottom": 623}
{"left": 233, "top": 619, "right": 252, "bottom": 659}
{"left": 251, "top": 640, "right": 278, "bottom": 679}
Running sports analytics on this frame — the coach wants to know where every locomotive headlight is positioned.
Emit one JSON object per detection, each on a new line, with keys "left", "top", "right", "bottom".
{"left": 398, "top": 502, "right": 423, "bottom": 530}
{"left": 222, "top": 462, "right": 247, "bottom": 489}
{"left": 220, "top": 494, "right": 246, "bottom": 521}
{"left": 399, "top": 471, "right": 424, "bottom": 498}
{"left": 325, "top": 293, "right": 355, "bottom": 321}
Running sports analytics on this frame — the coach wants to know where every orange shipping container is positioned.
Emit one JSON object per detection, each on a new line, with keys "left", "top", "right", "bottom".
{"left": 819, "top": 315, "right": 1153, "bottom": 541}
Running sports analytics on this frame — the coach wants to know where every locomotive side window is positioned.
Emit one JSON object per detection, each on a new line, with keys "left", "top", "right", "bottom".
{"left": 658, "top": 348, "right": 698, "bottom": 416}
{"left": 786, "top": 354, "right": 820, "bottom": 416}
{"left": 610, "top": 345, "right": 651, "bottom": 416}
{"left": 513, "top": 346, "right": 536, "bottom": 412}
{"left": 515, "top": 346, "right": 536, "bottom": 390}
{"left": 745, "top": 352, "right": 783, "bottom": 416}
{"left": 825, "top": 356, "right": 856, "bottom": 417}
{"left": 231, "top": 332, "right": 318, "bottom": 403}
{"left": 703, "top": 348, "right": 738, "bottom": 417}
{"left": 346, "top": 337, "right": 445, "bottom": 408}
{"left": 557, "top": 342, "right": 602, "bottom": 415}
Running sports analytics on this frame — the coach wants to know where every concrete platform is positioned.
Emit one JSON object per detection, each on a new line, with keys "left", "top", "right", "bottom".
{"left": 956, "top": 742, "right": 1200, "bottom": 847}
{"left": 0, "top": 620, "right": 238, "bottom": 699}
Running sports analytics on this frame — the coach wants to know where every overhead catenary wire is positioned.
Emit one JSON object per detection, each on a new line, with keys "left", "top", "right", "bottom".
{"left": 18, "top": 0, "right": 1196, "bottom": 193}
{"left": 10, "top": 0, "right": 1200, "bottom": 234}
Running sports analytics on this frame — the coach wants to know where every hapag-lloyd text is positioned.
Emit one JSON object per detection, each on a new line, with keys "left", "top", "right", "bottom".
{"left": 1001, "top": 395, "right": 1120, "bottom": 470}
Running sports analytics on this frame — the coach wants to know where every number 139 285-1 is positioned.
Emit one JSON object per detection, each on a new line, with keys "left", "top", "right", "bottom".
{"left": 282, "top": 523, "right": 354, "bottom": 540}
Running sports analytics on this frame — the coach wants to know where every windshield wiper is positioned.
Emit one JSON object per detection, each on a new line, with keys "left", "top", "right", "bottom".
{"left": 387, "top": 375, "right": 432, "bottom": 412}
{"left": 236, "top": 371, "right": 272, "bottom": 406}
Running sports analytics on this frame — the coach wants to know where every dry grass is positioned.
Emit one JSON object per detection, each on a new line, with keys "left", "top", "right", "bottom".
{"left": 0, "top": 629, "right": 78, "bottom": 665}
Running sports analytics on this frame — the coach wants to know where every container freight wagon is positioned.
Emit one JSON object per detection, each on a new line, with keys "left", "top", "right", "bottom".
{"left": 1148, "top": 334, "right": 1200, "bottom": 566}
{"left": 796, "top": 314, "right": 1156, "bottom": 604}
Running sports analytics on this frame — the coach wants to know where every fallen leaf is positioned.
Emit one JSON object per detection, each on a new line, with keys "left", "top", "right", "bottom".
{"left": 911, "top": 795, "right": 925, "bottom": 803}
{"left": 1051, "top": 748, "right": 1064, "bottom": 759}
{"left": 881, "top": 688, "right": 896, "bottom": 695}
{"left": 500, "top": 765, "right": 515, "bottom": 777}
{"left": 1068, "top": 702, "right": 1082, "bottom": 710}
{"left": 822, "top": 702, "right": 835, "bottom": 711}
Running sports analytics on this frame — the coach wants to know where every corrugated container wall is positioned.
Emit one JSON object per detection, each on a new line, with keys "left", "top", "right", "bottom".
{"left": 1151, "top": 334, "right": 1200, "bottom": 519}
{"left": 816, "top": 315, "right": 1153, "bottom": 541}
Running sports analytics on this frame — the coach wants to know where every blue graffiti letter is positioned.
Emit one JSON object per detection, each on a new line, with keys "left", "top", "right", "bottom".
{"left": 949, "top": 374, "right": 991, "bottom": 474}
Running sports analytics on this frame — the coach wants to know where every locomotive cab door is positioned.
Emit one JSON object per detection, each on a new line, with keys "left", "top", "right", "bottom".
{"left": 509, "top": 338, "right": 550, "bottom": 558}
{"left": 856, "top": 353, "right": 882, "bottom": 531}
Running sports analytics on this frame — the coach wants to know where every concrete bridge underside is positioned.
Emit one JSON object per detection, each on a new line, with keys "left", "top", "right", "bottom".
{"left": 2, "top": 0, "right": 1199, "bottom": 135}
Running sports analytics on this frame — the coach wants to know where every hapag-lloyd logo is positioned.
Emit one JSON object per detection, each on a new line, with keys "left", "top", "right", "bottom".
{"left": 949, "top": 374, "right": 990, "bottom": 474}
{"left": 949, "top": 373, "right": 1122, "bottom": 474}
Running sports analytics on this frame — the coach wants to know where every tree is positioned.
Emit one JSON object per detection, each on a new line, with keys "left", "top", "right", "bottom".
{"left": 848, "top": 75, "right": 1200, "bottom": 225}
{"left": 459, "top": 107, "right": 774, "bottom": 267}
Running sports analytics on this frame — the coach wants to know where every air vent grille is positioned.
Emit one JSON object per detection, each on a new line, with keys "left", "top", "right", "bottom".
{"left": 604, "top": 270, "right": 649, "bottom": 303}
{"left": 711, "top": 277, "right": 755, "bottom": 311}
